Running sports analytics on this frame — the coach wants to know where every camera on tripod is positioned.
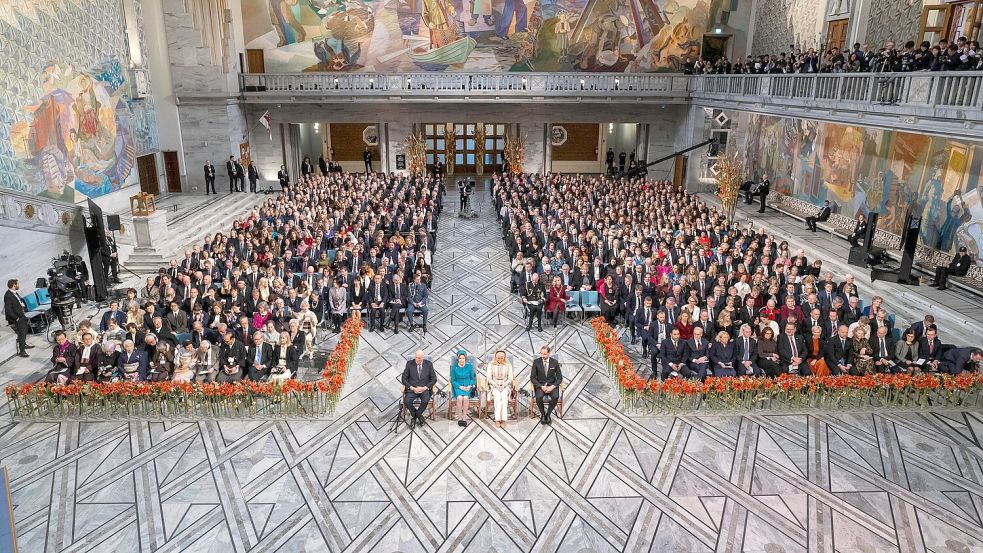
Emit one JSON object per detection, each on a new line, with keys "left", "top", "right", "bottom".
{"left": 43, "top": 251, "right": 89, "bottom": 326}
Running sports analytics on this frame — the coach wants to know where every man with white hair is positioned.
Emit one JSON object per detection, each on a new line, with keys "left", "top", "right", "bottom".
{"left": 401, "top": 350, "right": 436, "bottom": 428}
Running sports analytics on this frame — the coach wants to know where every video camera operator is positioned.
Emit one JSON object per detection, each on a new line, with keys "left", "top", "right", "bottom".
{"left": 871, "top": 43, "right": 901, "bottom": 73}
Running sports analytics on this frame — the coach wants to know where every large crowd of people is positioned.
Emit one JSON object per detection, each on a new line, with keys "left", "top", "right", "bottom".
{"left": 493, "top": 173, "right": 983, "bottom": 380}
{"left": 39, "top": 171, "right": 443, "bottom": 385}
{"left": 687, "top": 37, "right": 982, "bottom": 75}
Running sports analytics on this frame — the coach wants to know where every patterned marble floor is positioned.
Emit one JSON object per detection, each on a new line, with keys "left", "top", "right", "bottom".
{"left": 3, "top": 186, "right": 983, "bottom": 552}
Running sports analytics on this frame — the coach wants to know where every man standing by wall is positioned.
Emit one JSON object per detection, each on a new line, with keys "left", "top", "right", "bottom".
{"left": 204, "top": 160, "right": 216, "bottom": 195}
{"left": 226, "top": 156, "right": 237, "bottom": 193}
{"left": 363, "top": 147, "right": 373, "bottom": 173}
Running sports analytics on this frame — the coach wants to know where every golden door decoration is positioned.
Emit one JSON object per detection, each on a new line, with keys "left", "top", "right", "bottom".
{"left": 444, "top": 123, "right": 457, "bottom": 175}
{"left": 474, "top": 122, "right": 486, "bottom": 174}
{"left": 404, "top": 133, "right": 427, "bottom": 175}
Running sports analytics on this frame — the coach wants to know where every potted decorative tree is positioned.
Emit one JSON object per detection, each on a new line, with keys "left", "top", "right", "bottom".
{"left": 714, "top": 152, "right": 746, "bottom": 223}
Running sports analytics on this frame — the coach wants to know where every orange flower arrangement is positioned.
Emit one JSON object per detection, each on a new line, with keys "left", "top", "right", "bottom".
{"left": 590, "top": 317, "right": 983, "bottom": 411}
{"left": 5, "top": 317, "right": 363, "bottom": 419}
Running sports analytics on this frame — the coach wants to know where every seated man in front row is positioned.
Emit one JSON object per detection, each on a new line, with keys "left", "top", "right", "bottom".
{"left": 402, "top": 349, "right": 436, "bottom": 428}
{"left": 660, "top": 328, "right": 692, "bottom": 379}
{"left": 531, "top": 345, "right": 562, "bottom": 425}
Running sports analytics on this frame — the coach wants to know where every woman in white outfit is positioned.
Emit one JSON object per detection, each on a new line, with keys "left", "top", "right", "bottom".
{"left": 487, "top": 350, "right": 514, "bottom": 428}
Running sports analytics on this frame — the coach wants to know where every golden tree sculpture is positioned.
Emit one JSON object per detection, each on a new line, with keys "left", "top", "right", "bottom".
{"left": 474, "top": 122, "right": 486, "bottom": 174}
{"left": 444, "top": 123, "right": 457, "bottom": 175}
{"left": 504, "top": 133, "right": 525, "bottom": 175}
{"left": 404, "top": 133, "right": 427, "bottom": 175}
{"left": 714, "top": 152, "right": 746, "bottom": 223}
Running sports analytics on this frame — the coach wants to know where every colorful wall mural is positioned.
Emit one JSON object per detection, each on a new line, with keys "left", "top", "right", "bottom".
{"left": 744, "top": 113, "right": 983, "bottom": 256}
{"left": 242, "top": 0, "right": 746, "bottom": 73}
{"left": 0, "top": 0, "right": 158, "bottom": 202}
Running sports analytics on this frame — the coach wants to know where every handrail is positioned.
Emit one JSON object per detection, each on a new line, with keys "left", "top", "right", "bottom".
{"left": 237, "top": 71, "right": 983, "bottom": 117}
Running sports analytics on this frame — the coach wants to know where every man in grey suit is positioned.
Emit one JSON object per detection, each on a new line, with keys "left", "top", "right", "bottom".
{"left": 401, "top": 350, "right": 436, "bottom": 428}
{"left": 406, "top": 273, "right": 430, "bottom": 332}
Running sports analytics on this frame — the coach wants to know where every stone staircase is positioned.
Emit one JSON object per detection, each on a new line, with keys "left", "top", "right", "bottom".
{"left": 119, "top": 193, "right": 262, "bottom": 275}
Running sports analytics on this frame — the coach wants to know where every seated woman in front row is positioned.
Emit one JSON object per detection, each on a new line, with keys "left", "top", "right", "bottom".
{"left": 271, "top": 331, "right": 300, "bottom": 384}
{"left": 450, "top": 350, "right": 476, "bottom": 427}
{"left": 487, "top": 350, "right": 515, "bottom": 428}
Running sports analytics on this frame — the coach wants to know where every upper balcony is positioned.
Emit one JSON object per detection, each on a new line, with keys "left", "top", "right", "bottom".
{"left": 235, "top": 71, "right": 983, "bottom": 135}
{"left": 237, "top": 72, "right": 692, "bottom": 104}
{"left": 689, "top": 71, "right": 983, "bottom": 135}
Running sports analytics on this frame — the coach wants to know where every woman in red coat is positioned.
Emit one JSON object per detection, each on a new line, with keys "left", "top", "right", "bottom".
{"left": 546, "top": 276, "right": 570, "bottom": 328}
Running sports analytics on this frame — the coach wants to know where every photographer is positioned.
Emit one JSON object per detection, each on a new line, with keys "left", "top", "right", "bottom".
{"left": 4, "top": 279, "right": 33, "bottom": 357}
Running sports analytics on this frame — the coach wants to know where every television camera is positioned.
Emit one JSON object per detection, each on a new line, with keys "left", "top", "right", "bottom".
{"left": 45, "top": 252, "right": 89, "bottom": 326}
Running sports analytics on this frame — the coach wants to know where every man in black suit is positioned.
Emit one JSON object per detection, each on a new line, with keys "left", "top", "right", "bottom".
{"left": 246, "top": 331, "right": 274, "bottom": 380}
{"left": 778, "top": 321, "right": 809, "bottom": 375}
{"left": 660, "top": 328, "right": 691, "bottom": 379}
{"left": 941, "top": 347, "right": 983, "bottom": 375}
{"left": 401, "top": 350, "right": 436, "bottom": 428}
{"left": 847, "top": 213, "right": 867, "bottom": 247}
{"left": 521, "top": 273, "right": 546, "bottom": 332}
{"left": 824, "top": 325, "right": 853, "bottom": 375}
{"left": 363, "top": 147, "right": 373, "bottom": 173}
{"left": 387, "top": 274, "right": 407, "bottom": 334}
{"left": 204, "top": 160, "right": 217, "bottom": 195}
{"left": 625, "top": 288, "right": 646, "bottom": 345}
{"left": 226, "top": 156, "right": 237, "bottom": 193}
{"left": 277, "top": 165, "right": 289, "bottom": 189}
{"left": 633, "top": 297, "right": 656, "bottom": 353}
{"left": 235, "top": 158, "right": 245, "bottom": 192}
{"left": 318, "top": 155, "right": 328, "bottom": 176}
{"left": 247, "top": 161, "right": 259, "bottom": 193}
{"left": 217, "top": 331, "right": 247, "bottom": 383}
{"left": 530, "top": 345, "right": 562, "bottom": 425}
{"left": 756, "top": 175, "right": 770, "bottom": 213}
{"left": 367, "top": 273, "right": 389, "bottom": 332}
{"left": 805, "top": 200, "right": 831, "bottom": 232}
{"left": 933, "top": 246, "right": 974, "bottom": 290}
{"left": 4, "top": 279, "right": 32, "bottom": 357}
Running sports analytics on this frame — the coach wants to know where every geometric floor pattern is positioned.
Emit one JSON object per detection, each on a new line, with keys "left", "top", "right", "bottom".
{"left": 3, "top": 187, "right": 983, "bottom": 552}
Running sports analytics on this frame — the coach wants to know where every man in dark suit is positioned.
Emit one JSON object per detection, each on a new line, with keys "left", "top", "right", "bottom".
{"left": 778, "top": 322, "right": 809, "bottom": 375}
{"left": 907, "top": 315, "right": 935, "bottom": 341}
{"left": 246, "top": 331, "right": 274, "bottom": 380}
{"left": 933, "top": 246, "right": 974, "bottom": 290}
{"left": 401, "top": 350, "right": 436, "bottom": 428}
{"left": 226, "top": 156, "right": 237, "bottom": 193}
{"left": 685, "top": 327, "right": 712, "bottom": 379}
{"left": 735, "top": 324, "right": 760, "bottom": 376}
{"left": 847, "top": 213, "right": 868, "bottom": 247}
{"left": 660, "top": 328, "right": 691, "bottom": 379}
{"left": 756, "top": 175, "right": 770, "bottom": 213}
{"left": 363, "top": 147, "right": 374, "bottom": 173}
{"left": 805, "top": 200, "right": 831, "bottom": 232}
{"left": 387, "top": 274, "right": 408, "bottom": 334}
{"left": 941, "top": 347, "right": 983, "bottom": 375}
{"left": 100, "top": 300, "right": 126, "bottom": 332}
{"left": 217, "top": 331, "right": 247, "bottom": 382}
{"left": 277, "top": 165, "right": 289, "bottom": 189}
{"left": 918, "top": 327, "right": 943, "bottom": 372}
{"left": 234, "top": 158, "right": 245, "bottom": 192}
{"left": 204, "top": 160, "right": 217, "bottom": 195}
{"left": 824, "top": 324, "right": 853, "bottom": 375}
{"left": 871, "top": 325, "right": 896, "bottom": 373}
{"left": 318, "top": 155, "right": 328, "bottom": 176}
{"left": 530, "top": 346, "right": 562, "bottom": 425}
{"left": 247, "top": 161, "right": 259, "bottom": 193}
{"left": 5, "top": 279, "right": 32, "bottom": 357}
{"left": 367, "top": 273, "right": 389, "bottom": 332}
{"left": 633, "top": 297, "right": 656, "bottom": 353}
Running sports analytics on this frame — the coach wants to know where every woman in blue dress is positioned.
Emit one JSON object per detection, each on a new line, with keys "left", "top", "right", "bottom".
{"left": 450, "top": 349, "right": 476, "bottom": 427}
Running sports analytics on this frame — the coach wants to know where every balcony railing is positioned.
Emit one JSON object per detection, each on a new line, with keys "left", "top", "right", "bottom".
{"left": 237, "top": 71, "right": 983, "bottom": 122}
{"left": 239, "top": 72, "right": 691, "bottom": 97}
{"left": 689, "top": 71, "right": 983, "bottom": 111}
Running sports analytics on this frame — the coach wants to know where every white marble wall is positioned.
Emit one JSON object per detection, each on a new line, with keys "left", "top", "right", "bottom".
{"left": 178, "top": 103, "right": 248, "bottom": 192}
{"left": 387, "top": 121, "right": 413, "bottom": 174}
{"left": 522, "top": 124, "right": 546, "bottom": 174}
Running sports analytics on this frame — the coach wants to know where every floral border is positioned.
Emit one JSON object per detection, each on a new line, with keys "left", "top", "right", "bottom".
{"left": 590, "top": 317, "right": 983, "bottom": 412}
{"left": 4, "top": 318, "right": 361, "bottom": 420}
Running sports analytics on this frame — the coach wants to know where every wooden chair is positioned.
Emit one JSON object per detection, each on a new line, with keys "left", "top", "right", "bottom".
{"left": 482, "top": 377, "right": 519, "bottom": 420}
{"left": 529, "top": 380, "right": 566, "bottom": 418}
{"left": 397, "top": 385, "right": 437, "bottom": 430}
{"left": 446, "top": 354, "right": 482, "bottom": 420}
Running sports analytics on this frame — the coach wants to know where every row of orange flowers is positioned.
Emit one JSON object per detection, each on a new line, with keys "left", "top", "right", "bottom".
{"left": 4, "top": 318, "right": 362, "bottom": 418}
{"left": 591, "top": 317, "right": 983, "bottom": 407}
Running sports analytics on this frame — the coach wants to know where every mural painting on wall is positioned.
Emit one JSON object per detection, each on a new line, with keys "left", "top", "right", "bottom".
{"left": 9, "top": 59, "right": 136, "bottom": 202}
{"left": 243, "top": 0, "right": 724, "bottom": 72}
{"left": 745, "top": 113, "right": 983, "bottom": 256}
